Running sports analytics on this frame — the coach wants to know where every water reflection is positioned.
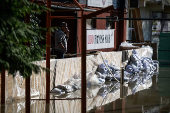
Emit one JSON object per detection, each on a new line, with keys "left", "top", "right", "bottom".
{"left": 50, "top": 70, "right": 154, "bottom": 112}
{"left": 2, "top": 67, "right": 170, "bottom": 113}
{"left": 88, "top": 67, "right": 170, "bottom": 113}
{"left": 0, "top": 76, "right": 153, "bottom": 113}
{"left": 45, "top": 103, "right": 49, "bottom": 113}
{"left": 1, "top": 104, "right": 5, "bottom": 113}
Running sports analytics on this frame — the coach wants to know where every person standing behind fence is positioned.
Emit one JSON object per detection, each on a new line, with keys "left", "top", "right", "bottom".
{"left": 54, "top": 22, "right": 69, "bottom": 59}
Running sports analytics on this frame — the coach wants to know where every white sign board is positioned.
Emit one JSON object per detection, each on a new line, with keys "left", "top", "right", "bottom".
{"left": 87, "top": 0, "right": 112, "bottom": 8}
{"left": 87, "top": 29, "right": 114, "bottom": 50}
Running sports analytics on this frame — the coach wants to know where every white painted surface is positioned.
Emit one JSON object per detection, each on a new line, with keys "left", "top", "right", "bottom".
{"left": 87, "top": 0, "right": 112, "bottom": 8}
{"left": 86, "top": 29, "right": 115, "bottom": 50}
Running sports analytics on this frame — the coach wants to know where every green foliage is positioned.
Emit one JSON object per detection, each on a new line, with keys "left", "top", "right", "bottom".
{"left": 0, "top": 0, "right": 49, "bottom": 78}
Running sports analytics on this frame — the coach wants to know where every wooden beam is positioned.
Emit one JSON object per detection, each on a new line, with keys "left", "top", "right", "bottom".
{"left": 132, "top": 9, "right": 139, "bottom": 42}
{"left": 135, "top": 8, "right": 144, "bottom": 42}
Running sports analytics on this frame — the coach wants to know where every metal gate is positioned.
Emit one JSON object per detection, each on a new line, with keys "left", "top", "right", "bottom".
{"left": 158, "top": 33, "right": 170, "bottom": 66}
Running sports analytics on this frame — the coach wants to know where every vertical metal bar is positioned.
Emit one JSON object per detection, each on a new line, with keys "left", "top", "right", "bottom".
{"left": 46, "top": 0, "right": 51, "bottom": 104}
{"left": 25, "top": 76, "right": 30, "bottom": 113}
{"left": 120, "top": 84, "right": 123, "bottom": 99}
{"left": 121, "top": 67, "right": 124, "bottom": 84}
{"left": 25, "top": 13, "right": 30, "bottom": 113}
{"left": 1, "top": 67, "right": 5, "bottom": 104}
{"left": 45, "top": 103, "right": 50, "bottom": 113}
{"left": 122, "top": 97, "right": 126, "bottom": 113}
{"left": 81, "top": 11, "right": 86, "bottom": 113}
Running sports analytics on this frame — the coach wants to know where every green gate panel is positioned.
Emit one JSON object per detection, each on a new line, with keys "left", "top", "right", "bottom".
{"left": 158, "top": 33, "right": 170, "bottom": 66}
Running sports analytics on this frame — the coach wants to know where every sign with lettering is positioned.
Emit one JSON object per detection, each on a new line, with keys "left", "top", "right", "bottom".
{"left": 87, "top": 0, "right": 112, "bottom": 8}
{"left": 87, "top": 29, "right": 114, "bottom": 50}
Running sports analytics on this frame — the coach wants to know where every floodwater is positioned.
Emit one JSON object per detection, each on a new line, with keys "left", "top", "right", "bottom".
{"left": 88, "top": 67, "right": 170, "bottom": 113}
{"left": 1, "top": 66, "right": 170, "bottom": 113}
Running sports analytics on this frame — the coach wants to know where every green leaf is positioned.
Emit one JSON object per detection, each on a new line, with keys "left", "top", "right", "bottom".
{"left": 0, "top": 0, "right": 48, "bottom": 77}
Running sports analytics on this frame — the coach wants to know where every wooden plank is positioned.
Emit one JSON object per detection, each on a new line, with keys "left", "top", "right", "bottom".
{"left": 132, "top": 10, "right": 139, "bottom": 42}
{"left": 135, "top": 8, "right": 144, "bottom": 42}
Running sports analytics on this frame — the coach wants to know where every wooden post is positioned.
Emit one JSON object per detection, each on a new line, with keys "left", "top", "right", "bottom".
{"left": 81, "top": 11, "right": 87, "bottom": 113}
{"left": 135, "top": 8, "right": 144, "bottom": 42}
{"left": 46, "top": 0, "right": 51, "bottom": 104}
{"left": 132, "top": 8, "right": 144, "bottom": 42}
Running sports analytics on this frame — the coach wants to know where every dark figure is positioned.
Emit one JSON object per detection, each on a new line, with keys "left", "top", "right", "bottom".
{"left": 54, "top": 22, "right": 69, "bottom": 59}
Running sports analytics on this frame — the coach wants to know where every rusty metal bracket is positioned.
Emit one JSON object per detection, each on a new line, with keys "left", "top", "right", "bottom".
{"left": 84, "top": 5, "right": 114, "bottom": 19}
{"left": 73, "top": 0, "right": 84, "bottom": 11}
